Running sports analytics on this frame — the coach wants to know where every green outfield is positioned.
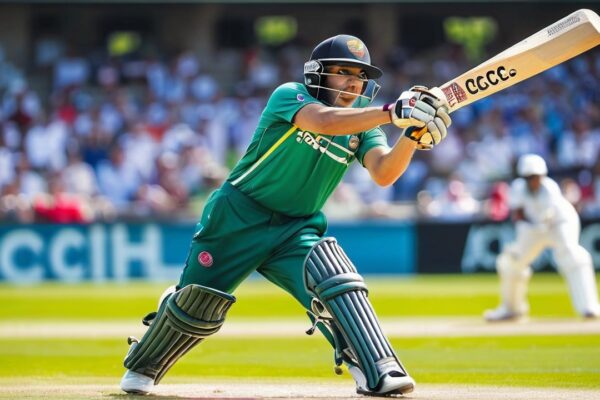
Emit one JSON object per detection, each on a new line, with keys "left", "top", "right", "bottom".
{"left": 1, "top": 273, "right": 599, "bottom": 398}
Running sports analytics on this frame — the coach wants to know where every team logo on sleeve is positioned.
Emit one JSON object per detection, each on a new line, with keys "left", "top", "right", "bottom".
{"left": 297, "top": 93, "right": 305, "bottom": 102}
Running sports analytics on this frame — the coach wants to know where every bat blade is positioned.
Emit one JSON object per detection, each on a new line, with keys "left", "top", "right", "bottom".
{"left": 432, "top": 9, "right": 600, "bottom": 113}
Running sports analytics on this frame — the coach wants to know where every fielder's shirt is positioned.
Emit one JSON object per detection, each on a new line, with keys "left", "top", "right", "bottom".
{"left": 510, "top": 177, "right": 577, "bottom": 225}
{"left": 228, "top": 82, "right": 387, "bottom": 217}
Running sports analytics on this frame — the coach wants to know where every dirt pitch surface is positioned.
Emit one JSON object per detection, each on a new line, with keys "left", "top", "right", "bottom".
{"left": 1, "top": 381, "right": 600, "bottom": 400}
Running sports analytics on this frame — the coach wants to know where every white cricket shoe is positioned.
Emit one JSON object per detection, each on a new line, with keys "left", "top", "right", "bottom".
{"left": 349, "top": 365, "right": 415, "bottom": 397}
{"left": 120, "top": 369, "right": 154, "bottom": 395}
{"left": 483, "top": 305, "right": 528, "bottom": 322}
{"left": 583, "top": 310, "right": 600, "bottom": 319}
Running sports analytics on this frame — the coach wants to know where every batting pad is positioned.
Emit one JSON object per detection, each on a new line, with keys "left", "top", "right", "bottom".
{"left": 304, "top": 237, "right": 408, "bottom": 391}
{"left": 124, "top": 284, "right": 236, "bottom": 383}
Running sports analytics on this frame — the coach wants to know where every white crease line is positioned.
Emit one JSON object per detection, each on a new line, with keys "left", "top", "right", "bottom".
{"left": 1, "top": 318, "right": 599, "bottom": 338}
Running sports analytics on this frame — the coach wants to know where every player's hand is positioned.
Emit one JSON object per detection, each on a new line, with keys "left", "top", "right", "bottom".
{"left": 389, "top": 88, "right": 435, "bottom": 129}
{"left": 404, "top": 107, "right": 451, "bottom": 150}
{"left": 410, "top": 85, "right": 449, "bottom": 109}
{"left": 396, "top": 86, "right": 451, "bottom": 150}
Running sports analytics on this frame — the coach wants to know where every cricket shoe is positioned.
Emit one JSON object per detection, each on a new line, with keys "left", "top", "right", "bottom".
{"left": 583, "top": 310, "right": 600, "bottom": 319}
{"left": 120, "top": 338, "right": 154, "bottom": 394}
{"left": 120, "top": 369, "right": 154, "bottom": 395}
{"left": 349, "top": 365, "right": 415, "bottom": 397}
{"left": 483, "top": 305, "right": 528, "bottom": 322}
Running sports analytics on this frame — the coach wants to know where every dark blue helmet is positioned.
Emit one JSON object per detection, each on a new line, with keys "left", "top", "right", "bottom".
{"left": 304, "top": 35, "right": 382, "bottom": 107}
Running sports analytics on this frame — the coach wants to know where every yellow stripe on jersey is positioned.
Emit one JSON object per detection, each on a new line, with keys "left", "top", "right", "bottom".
{"left": 231, "top": 125, "right": 298, "bottom": 186}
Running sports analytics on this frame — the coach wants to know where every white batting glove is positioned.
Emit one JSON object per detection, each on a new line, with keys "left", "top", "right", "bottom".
{"left": 388, "top": 89, "right": 434, "bottom": 129}
{"left": 392, "top": 86, "right": 452, "bottom": 150}
{"left": 410, "top": 85, "right": 449, "bottom": 109}
{"left": 404, "top": 110, "right": 451, "bottom": 150}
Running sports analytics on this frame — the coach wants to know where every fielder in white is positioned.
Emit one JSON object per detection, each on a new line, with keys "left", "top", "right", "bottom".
{"left": 485, "top": 154, "right": 600, "bottom": 321}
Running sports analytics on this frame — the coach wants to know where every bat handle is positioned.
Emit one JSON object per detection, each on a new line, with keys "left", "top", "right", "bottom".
{"left": 408, "top": 126, "right": 433, "bottom": 150}
{"left": 414, "top": 126, "right": 427, "bottom": 137}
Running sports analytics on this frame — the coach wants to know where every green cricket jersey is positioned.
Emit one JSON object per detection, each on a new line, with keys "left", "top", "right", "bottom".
{"left": 227, "top": 82, "right": 388, "bottom": 217}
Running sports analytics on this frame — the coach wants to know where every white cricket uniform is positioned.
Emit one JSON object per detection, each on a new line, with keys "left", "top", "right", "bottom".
{"left": 508, "top": 177, "right": 583, "bottom": 268}
{"left": 511, "top": 177, "right": 575, "bottom": 226}
{"left": 491, "top": 176, "right": 600, "bottom": 318}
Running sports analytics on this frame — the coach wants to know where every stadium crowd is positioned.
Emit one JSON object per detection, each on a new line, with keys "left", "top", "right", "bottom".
{"left": 0, "top": 39, "right": 599, "bottom": 223}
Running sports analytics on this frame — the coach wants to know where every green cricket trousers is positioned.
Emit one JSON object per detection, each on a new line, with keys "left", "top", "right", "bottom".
{"left": 178, "top": 181, "right": 328, "bottom": 311}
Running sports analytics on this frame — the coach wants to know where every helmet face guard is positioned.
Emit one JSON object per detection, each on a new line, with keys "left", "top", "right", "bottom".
{"left": 304, "top": 59, "right": 381, "bottom": 107}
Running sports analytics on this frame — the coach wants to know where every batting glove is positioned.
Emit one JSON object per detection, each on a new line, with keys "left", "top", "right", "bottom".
{"left": 399, "top": 86, "right": 452, "bottom": 150}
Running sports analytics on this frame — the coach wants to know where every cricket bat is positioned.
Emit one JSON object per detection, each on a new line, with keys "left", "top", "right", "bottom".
{"left": 429, "top": 8, "right": 600, "bottom": 113}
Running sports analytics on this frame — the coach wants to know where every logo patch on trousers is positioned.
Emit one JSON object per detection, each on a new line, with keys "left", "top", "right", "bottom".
{"left": 198, "top": 251, "right": 214, "bottom": 267}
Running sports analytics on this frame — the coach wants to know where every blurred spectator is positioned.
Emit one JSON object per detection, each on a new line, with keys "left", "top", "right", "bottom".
{"left": 560, "top": 177, "right": 583, "bottom": 212}
{"left": 424, "top": 177, "right": 481, "bottom": 221}
{"left": 53, "top": 48, "right": 90, "bottom": 90}
{"left": 32, "top": 174, "right": 92, "bottom": 223}
{"left": 0, "top": 180, "right": 35, "bottom": 223}
{"left": 582, "top": 159, "right": 600, "bottom": 217}
{"left": 62, "top": 149, "right": 99, "bottom": 197}
{"left": 80, "top": 126, "right": 112, "bottom": 169}
{"left": 154, "top": 151, "right": 189, "bottom": 208}
{"left": 14, "top": 153, "right": 46, "bottom": 199}
{"left": 393, "top": 158, "right": 429, "bottom": 201}
{"left": 0, "top": 133, "right": 15, "bottom": 189}
{"left": 483, "top": 181, "right": 510, "bottom": 222}
{"left": 0, "top": 45, "right": 25, "bottom": 93}
{"left": 25, "top": 115, "right": 69, "bottom": 171}
{"left": 96, "top": 145, "right": 142, "bottom": 212}
{"left": 556, "top": 118, "right": 599, "bottom": 169}
{"left": 120, "top": 122, "right": 160, "bottom": 181}
{"left": 4, "top": 82, "right": 42, "bottom": 133}
{"left": 323, "top": 182, "right": 367, "bottom": 220}
{"left": 0, "top": 35, "right": 597, "bottom": 222}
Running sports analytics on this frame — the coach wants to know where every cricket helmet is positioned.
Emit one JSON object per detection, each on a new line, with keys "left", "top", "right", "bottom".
{"left": 304, "top": 34, "right": 382, "bottom": 107}
{"left": 517, "top": 154, "right": 548, "bottom": 177}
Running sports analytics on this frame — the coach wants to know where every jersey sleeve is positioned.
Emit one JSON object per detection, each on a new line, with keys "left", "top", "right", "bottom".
{"left": 355, "top": 127, "right": 389, "bottom": 166}
{"left": 508, "top": 179, "right": 526, "bottom": 209}
{"left": 264, "top": 83, "right": 320, "bottom": 123}
{"left": 542, "top": 177, "right": 562, "bottom": 199}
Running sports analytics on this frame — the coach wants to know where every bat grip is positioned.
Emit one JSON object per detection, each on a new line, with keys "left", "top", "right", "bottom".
{"left": 409, "top": 126, "right": 433, "bottom": 150}
{"left": 415, "top": 126, "right": 428, "bottom": 139}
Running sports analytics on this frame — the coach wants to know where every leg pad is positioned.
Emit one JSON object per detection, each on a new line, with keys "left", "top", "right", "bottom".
{"left": 304, "top": 237, "right": 408, "bottom": 392}
{"left": 124, "top": 284, "right": 235, "bottom": 383}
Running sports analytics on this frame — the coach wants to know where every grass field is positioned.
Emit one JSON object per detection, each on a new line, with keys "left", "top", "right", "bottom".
{"left": 1, "top": 273, "right": 599, "bottom": 399}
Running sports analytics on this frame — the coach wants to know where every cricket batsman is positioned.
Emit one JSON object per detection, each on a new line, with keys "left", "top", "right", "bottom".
{"left": 485, "top": 154, "right": 600, "bottom": 322}
{"left": 120, "top": 34, "right": 451, "bottom": 396}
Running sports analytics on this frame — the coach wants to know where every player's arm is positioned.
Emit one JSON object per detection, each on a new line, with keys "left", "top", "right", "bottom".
{"left": 362, "top": 136, "right": 418, "bottom": 187}
{"left": 293, "top": 103, "right": 391, "bottom": 135}
{"left": 509, "top": 180, "right": 530, "bottom": 223}
{"left": 293, "top": 87, "right": 450, "bottom": 140}
{"left": 357, "top": 88, "right": 453, "bottom": 186}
